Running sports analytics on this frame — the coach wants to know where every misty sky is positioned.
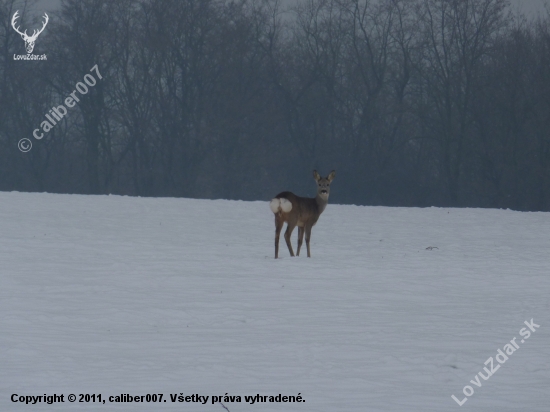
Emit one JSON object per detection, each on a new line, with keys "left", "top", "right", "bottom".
{"left": 28, "top": 0, "right": 550, "bottom": 18}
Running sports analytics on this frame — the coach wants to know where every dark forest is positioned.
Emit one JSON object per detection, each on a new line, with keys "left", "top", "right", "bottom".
{"left": 1, "top": 0, "right": 550, "bottom": 210}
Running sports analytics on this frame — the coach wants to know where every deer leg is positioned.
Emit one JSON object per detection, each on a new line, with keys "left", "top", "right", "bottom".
{"left": 305, "top": 225, "right": 313, "bottom": 258}
{"left": 284, "top": 222, "right": 297, "bottom": 257}
{"left": 296, "top": 226, "right": 305, "bottom": 256}
{"left": 274, "top": 215, "right": 284, "bottom": 259}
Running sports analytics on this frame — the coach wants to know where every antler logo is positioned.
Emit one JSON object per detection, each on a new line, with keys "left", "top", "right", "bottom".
{"left": 11, "top": 10, "right": 49, "bottom": 54}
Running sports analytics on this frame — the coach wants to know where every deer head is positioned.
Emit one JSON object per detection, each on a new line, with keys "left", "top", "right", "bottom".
{"left": 313, "top": 169, "right": 336, "bottom": 201}
{"left": 12, "top": 11, "right": 49, "bottom": 54}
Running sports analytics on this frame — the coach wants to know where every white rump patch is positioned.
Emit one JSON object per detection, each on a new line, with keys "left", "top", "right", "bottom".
{"left": 269, "top": 198, "right": 280, "bottom": 213}
{"left": 279, "top": 198, "right": 292, "bottom": 213}
{"left": 269, "top": 198, "right": 293, "bottom": 213}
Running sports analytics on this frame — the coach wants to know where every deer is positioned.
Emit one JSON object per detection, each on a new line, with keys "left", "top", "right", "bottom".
{"left": 11, "top": 10, "right": 49, "bottom": 54}
{"left": 270, "top": 170, "right": 336, "bottom": 259}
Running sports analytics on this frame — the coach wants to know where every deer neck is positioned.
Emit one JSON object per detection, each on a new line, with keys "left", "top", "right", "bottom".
{"left": 315, "top": 194, "right": 329, "bottom": 214}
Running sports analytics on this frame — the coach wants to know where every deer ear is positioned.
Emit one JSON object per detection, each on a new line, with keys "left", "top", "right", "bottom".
{"left": 313, "top": 170, "right": 321, "bottom": 181}
{"left": 327, "top": 170, "right": 336, "bottom": 182}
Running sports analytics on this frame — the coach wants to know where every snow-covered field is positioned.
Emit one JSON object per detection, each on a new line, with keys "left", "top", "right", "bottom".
{"left": 1, "top": 192, "right": 548, "bottom": 411}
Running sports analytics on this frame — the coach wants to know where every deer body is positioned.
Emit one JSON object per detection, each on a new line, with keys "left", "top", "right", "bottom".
{"left": 270, "top": 170, "right": 335, "bottom": 258}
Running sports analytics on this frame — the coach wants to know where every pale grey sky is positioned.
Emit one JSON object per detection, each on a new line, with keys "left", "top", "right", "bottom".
{"left": 31, "top": 0, "right": 549, "bottom": 16}
{"left": 25, "top": 0, "right": 550, "bottom": 23}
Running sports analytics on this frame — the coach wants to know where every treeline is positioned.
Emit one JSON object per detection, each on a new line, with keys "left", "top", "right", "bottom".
{"left": 0, "top": 0, "right": 549, "bottom": 210}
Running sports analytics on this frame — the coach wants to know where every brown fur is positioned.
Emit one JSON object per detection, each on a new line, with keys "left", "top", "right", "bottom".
{"left": 272, "top": 170, "right": 335, "bottom": 258}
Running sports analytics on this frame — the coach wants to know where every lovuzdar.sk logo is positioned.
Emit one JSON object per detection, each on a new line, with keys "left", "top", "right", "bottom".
{"left": 11, "top": 10, "right": 48, "bottom": 61}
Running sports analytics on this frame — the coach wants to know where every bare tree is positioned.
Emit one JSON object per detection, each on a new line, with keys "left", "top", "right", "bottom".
{"left": 416, "top": 0, "right": 510, "bottom": 205}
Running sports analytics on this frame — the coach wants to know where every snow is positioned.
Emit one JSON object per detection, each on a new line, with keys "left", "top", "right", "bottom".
{"left": 0, "top": 191, "right": 548, "bottom": 411}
